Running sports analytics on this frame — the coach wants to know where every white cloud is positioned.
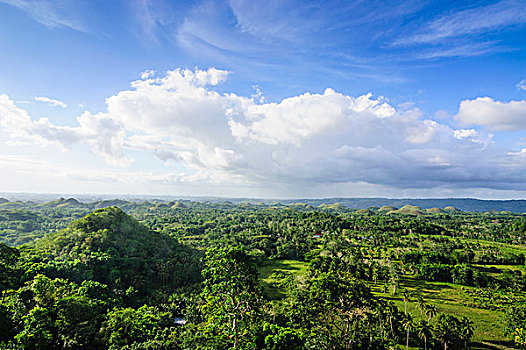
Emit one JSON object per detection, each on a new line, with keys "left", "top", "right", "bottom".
{"left": 0, "top": 0, "right": 87, "bottom": 32}
{"left": 0, "top": 94, "right": 128, "bottom": 166}
{"left": 405, "top": 120, "right": 437, "bottom": 144}
{"left": 395, "top": 0, "right": 526, "bottom": 46}
{"left": 34, "top": 96, "right": 67, "bottom": 108}
{"left": 517, "top": 79, "right": 526, "bottom": 91}
{"left": 453, "top": 129, "right": 478, "bottom": 140}
{"left": 2, "top": 68, "right": 526, "bottom": 193}
{"left": 141, "top": 70, "right": 156, "bottom": 80}
{"left": 228, "top": 0, "right": 305, "bottom": 44}
{"left": 456, "top": 97, "right": 526, "bottom": 131}
{"left": 411, "top": 41, "right": 505, "bottom": 60}
{"left": 389, "top": 0, "right": 525, "bottom": 60}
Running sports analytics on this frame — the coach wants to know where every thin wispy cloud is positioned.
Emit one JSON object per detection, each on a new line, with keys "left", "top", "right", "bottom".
{"left": 34, "top": 96, "right": 67, "bottom": 108}
{"left": 228, "top": 0, "right": 310, "bottom": 45}
{"left": 130, "top": 0, "right": 163, "bottom": 45}
{"left": 173, "top": 0, "right": 522, "bottom": 86}
{"left": 175, "top": 0, "right": 409, "bottom": 86}
{"left": 410, "top": 41, "right": 509, "bottom": 60}
{"left": 394, "top": 0, "right": 526, "bottom": 46}
{"left": 128, "top": 0, "right": 197, "bottom": 52}
{"left": 129, "top": 0, "right": 193, "bottom": 47}
{"left": 0, "top": 0, "right": 87, "bottom": 32}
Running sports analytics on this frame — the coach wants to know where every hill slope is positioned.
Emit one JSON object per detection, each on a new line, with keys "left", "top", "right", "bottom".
{"left": 27, "top": 207, "right": 202, "bottom": 294}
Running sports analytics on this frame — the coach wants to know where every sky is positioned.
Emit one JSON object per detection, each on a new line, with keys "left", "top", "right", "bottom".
{"left": 0, "top": 0, "right": 526, "bottom": 199}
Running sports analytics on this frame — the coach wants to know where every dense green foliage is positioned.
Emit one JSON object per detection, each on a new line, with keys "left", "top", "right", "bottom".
{"left": 24, "top": 207, "right": 202, "bottom": 296}
{"left": 0, "top": 199, "right": 525, "bottom": 349}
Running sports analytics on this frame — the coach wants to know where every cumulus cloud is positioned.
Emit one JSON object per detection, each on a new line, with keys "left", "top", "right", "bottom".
{"left": 453, "top": 129, "right": 478, "bottom": 140}
{"left": 517, "top": 79, "right": 526, "bottom": 91}
{"left": 456, "top": 97, "right": 526, "bottom": 131}
{"left": 141, "top": 70, "right": 156, "bottom": 79}
{"left": 34, "top": 96, "right": 67, "bottom": 108}
{"left": 0, "top": 94, "right": 128, "bottom": 166}
{"left": 2, "top": 68, "right": 526, "bottom": 192}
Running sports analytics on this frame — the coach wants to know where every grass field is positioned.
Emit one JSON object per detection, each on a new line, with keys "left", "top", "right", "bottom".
{"left": 259, "top": 259, "right": 309, "bottom": 299}
{"left": 459, "top": 237, "right": 526, "bottom": 256}
{"left": 371, "top": 276, "right": 516, "bottom": 349}
{"left": 258, "top": 260, "right": 519, "bottom": 349}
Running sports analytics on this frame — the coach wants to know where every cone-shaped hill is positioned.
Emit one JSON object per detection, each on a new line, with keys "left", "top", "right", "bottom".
{"left": 93, "top": 199, "right": 132, "bottom": 209}
{"left": 27, "top": 207, "right": 202, "bottom": 294}
{"left": 171, "top": 201, "right": 187, "bottom": 209}
{"left": 387, "top": 205, "right": 424, "bottom": 215}
{"left": 44, "top": 197, "right": 83, "bottom": 208}
{"left": 322, "top": 203, "right": 346, "bottom": 211}
{"left": 378, "top": 205, "right": 397, "bottom": 212}
{"left": 444, "top": 206, "right": 461, "bottom": 212}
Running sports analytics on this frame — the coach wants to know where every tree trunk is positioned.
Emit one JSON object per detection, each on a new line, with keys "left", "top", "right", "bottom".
{"left": 233, "top": 317, "right": 238, "bottom": 348}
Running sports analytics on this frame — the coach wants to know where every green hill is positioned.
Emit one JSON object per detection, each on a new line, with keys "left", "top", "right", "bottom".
{"left": 355, "top": 209, "right": 374, "bottom": 215}
{"left": 388, "top": 205, "right": 424, "bottom": 215}
{"left": 152, "top": 202, "right": 169, "bottom": 209}
{"left": 171, "top": 201, "right": 187, "bottom": 209}
{"left": 93, "top": 199, "right": 131, "bottom": 209}
{"left": 319, "top": 203, "right": 345, "bottom": 211}
{"left": 444, "top": 206, "right": 461, "bottom": 212}
{"left": 426, "top": 207, "right": 445, "bottom": 214}
{"left": 44, "top": 197, "right": 83, "bottom": 208}
{"left": 378, "top": 205, "right": 397, "bottom": 212}
{"left": 0, "top": 201, "right": 24, "bottom": 208}
{"left": 27, "top": 207, "right": 202, "bottom": 294}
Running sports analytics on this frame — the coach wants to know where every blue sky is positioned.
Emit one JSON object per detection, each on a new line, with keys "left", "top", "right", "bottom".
{"left": 1, "top": 0, "right": 526, "bottom": 198}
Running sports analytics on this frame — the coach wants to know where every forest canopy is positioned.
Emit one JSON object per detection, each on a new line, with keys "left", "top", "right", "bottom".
{"left": 0, "top": 200, "right": 525, "bottom": 349}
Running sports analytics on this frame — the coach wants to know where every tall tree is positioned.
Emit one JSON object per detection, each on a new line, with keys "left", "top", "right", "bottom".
{"left": 293, "top": 267, "right": 389, "bottom": 350}
{"left": 200, "top": 247, "right": 263, "bottom": 348}
{"left": 0, "top": 243, "right": 19, "bottom": 301}
{"left": 416, "top": 320, "right": 433, "bottom": 350}
{"left": 402, "top": 315, "right": 414, "bottom": 350}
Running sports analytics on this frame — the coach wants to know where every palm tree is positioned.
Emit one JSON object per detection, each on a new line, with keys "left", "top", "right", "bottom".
{"left": 402, "top": 315, "right": 414, "bottom": 350}
{"left": 389, "top": 264, "right": 400, "bottom": 295}
{"left": 434, "top": 318, "right": 450, "bottom": 350}
{"left": 425, "top": 304, "right": 438, "bottom": 323}
{"left": 417, "top": 294, "right": 427, "bottom": 317}
{"left": 371, "top": 263, "right": 379, "bottom": 285}
{"left": 417, "top": 320, "right": 433, "bottom": 350}
{"left": 459, "top": 317, "right": 474, "bottom": 349}
{"left": 372, "top": 307, "right": 387, "bottom": 339}
{"left": 385, "top": 304, "right": 397, "bottom": 338}
{"left": 402, "top": 290, "right": 411, "bottom": 315}
{"left": 389, "top": 274, "right": 399, "bottom": 295}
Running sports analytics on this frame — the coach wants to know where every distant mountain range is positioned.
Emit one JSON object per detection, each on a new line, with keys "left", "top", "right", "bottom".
{"left": 277, "top": 198, "right": 526, "bottom": 213}
{"left": 1, "top": 193, "right": 526, "bottom": 212}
